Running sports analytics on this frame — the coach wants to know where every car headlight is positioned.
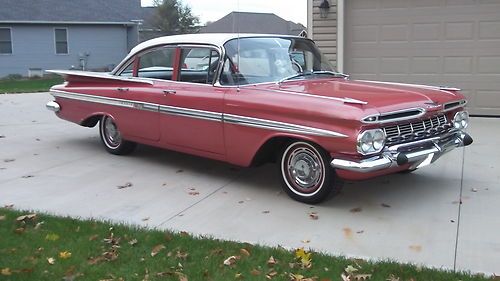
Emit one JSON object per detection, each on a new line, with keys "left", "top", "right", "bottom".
{"left": 357, "top": 129, "right": 386, "bottom": 155}
{"left": 453, "top": 111, "right": 469, "bottom": 130}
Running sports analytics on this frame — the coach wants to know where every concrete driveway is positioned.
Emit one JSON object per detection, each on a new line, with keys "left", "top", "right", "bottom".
{"left": 1, "top": 93, "right": 499, "bottom": 275}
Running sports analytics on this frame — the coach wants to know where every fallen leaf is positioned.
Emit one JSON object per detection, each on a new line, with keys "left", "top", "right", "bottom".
{"left": 59, "top": 251, "right": 72, "bottom": 259}
{"left": 223, "top": 255, "right": 239, "bottom": 266}
{"left": 471, "top": 188, "right": 478, "bottom": 192}
{"left": 266, "top": 270, "right": 278, "bottom": 279}
{"left": 3, "top": 159, "right": 15, "bottom": 163}
{"left": 295, "top": 248, "right": 312, "bottom": 269}
{"left": 47, "top": 257, "right": 55, "bottom": 265}
{"left": 142, "top": 217, "right": 150, "bottom": 221}
{"left": 341, "top": 273, "right": 351, "bottom": 281}
{"left": 151, "top": 244, "right": 166, "bottom": 257}
{"left": 309, "top": 212, "right": 319, "bottom": 220}
{"left": 409, "top": 245, "right": 422, "bottom": 252}
{"left": 301, "top": 239, "right": 311, "bottom": 243}
{"left": 1, "top": 268, "right": 11, "bottom": 276}
{"left": 128, "top": 239, "right": 138, "bottom": 246}
{"left": 240, "top": 248, "right": 250, "bottom": 256}
{"left": 180, "top": 231, "right": 189, "bottom": 237}
{"left": 386, "top": 274, "right": 400, "bottom": 281}
{"left": 0, "top": 215, "right": 6, "bottom": 221}
{"left": 350, "top": 207, "right": 362, "bottom": 213}
{"left": 344, "top": 265, "right": 358, "bottom": 274}
{"left": 21, "top": 175, "right": 34, "bottom": 178}
{"left": 16, "top": 213, "right": 37, "bottom": 222}
{"left": 250, "top": 269, "right": 261, "bottom": 276}
{"left": 381, "top": 203, "right": 391, "bottom": 208}
{"left": 14, "top": 227, "right": 25, "bottom": 234}
{"left": 176, "top": 169, "right": 184, "bottom": 173}
{"left": 262, "top": 210, "right": 270, "bottom": 214}
{"left": 267, "top": 256, "right": 277, "bottom": 266}
{"left": 176, "top": 250, "right": 188, "bottom": 260}
{"left": 117, "top": 182, "right": 132, "bottom": 189}
{"left": 34, "top": 221, "right": 44, "bottom": 229}
{"left": 356, "top": 230, "right": 364, "bottom": 234}
{"left": 0, "top": 135, "right": 5, "bottom": 138}
{"left": 89, "top": 234, "right": 99, "bottom": 241}
{"left": 36, "top": 138, "right": 41, "bottom": 141}
{"left": 238, "top": 200, "right": 244, "bottom": 204}
{"left": 188, "top": 191, "right": 200, "bottom": 196}
{"left": 290, "top": 273, "right": 305, "bottom": 281}
{"left": 235, "top": 273, "right": 244, "bottom": 279}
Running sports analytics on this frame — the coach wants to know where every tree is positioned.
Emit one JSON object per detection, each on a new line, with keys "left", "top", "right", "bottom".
{"left": 152, "top": 0, "right": 200, "bottom": 35}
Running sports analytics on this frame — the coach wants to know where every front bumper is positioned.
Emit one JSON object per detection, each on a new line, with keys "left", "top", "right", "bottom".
{"left": 331, "top": 130, "right": 473, "bottom": 173}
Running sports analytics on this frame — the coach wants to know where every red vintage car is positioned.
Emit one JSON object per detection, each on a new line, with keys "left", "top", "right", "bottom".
{"left": 46, "top": 34, "right": 472, "bottom": 203}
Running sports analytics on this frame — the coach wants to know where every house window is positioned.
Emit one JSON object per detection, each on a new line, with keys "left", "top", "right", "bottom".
{"left": 0, "top": 28, "right": 12, "bottom": 54}
{"left": 54, "top": 28, "right": 68, "bottom": 54}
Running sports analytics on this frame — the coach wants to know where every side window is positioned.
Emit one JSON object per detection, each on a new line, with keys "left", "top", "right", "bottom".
{"left": 54, "top": 28, "right": 68, "bottom": 54}
{"left": 137, "top": 47, "right": 175, "bottom": 80}
{"left": 0, "top": 28, "right": 12, "bottom": 54}
{"left": 179, "top": 47, "right": 219, "bottom": 84}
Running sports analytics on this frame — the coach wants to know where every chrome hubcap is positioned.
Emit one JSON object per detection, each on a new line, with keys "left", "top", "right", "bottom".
{"left": 104, "top": 117, "right": 121, "bottom": 147}
{"left": 287, "top": 147, "right": 323, "bottom": 190}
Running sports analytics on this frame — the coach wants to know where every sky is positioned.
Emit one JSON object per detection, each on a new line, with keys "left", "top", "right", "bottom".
{"left": 141, "top": 0, "right": 307, "bottom": 26}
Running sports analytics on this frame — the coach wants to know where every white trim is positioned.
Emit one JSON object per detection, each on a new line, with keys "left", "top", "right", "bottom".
{"left": 0, "top": 20, "right": 138, "bottom": 25}
{"left": 337, "top": 0, "right": 345, "bottom": 73}
{"left": 307, "top": 0, "right": 313, "bottom": 39}
{"left": 0, "top": 27, "right": 13, "bottom": 55}
{"left": 53, "top": 27, "right": 69, "bottom": 55}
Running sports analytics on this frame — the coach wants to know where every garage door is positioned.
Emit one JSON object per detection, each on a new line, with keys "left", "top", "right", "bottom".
{"left": 345, "top": 0, "right": 500, "bottom": 116}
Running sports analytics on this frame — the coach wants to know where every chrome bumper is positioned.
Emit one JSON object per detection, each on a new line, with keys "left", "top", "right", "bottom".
{"left": 331, "top": 130, "right": 473, "bottom": 173}
{"left": 46, "top": 101, "right": 60, "bottom": 112}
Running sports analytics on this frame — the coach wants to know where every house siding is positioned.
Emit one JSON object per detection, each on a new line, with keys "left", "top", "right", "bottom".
{"left": 0, "top": 24, "right": 132, "bottom": 77}
{"left": 310, "top": 0, "right": 338, "bottom": 68}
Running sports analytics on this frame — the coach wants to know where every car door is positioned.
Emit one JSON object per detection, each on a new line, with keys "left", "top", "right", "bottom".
{"left": 159, "top": 45, "right": 226, "bottom": 155}
{"left": 109, "top": 46, "right": 178, "bottom": 142}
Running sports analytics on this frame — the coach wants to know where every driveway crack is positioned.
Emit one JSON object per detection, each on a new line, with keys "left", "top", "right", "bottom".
{"left": 156, "top": 169, "right": 250, "bottom": 227}
{"left": 453, "top": 147, "right": 466, "bottom": 271}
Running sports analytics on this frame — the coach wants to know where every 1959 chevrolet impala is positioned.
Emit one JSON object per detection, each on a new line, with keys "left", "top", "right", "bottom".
{"left": 47, "top": 33, "right": 473, "bottom": 204}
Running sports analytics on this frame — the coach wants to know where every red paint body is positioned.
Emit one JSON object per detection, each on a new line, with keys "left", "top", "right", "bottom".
{"left": 51, "top": 73, "right": 465, "bottom": 181}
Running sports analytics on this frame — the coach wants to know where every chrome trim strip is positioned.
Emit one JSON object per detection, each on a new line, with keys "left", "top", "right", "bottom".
{"left": 51, "top": 90, "right": 346, "bottom": 138}
{"left": 362, "top": 107, "right": 426, "bottom": 124}
{"left": 270, "top": 90, "right": 368, "bottom": 105}
{"left": 159, "top": 105, "right": 222, "bottom": 122}
{"left": 47, "top": 70, "right": 154, "bottom": 85}
{"left": 224, "top": 114, "right": 347, "bottom": 138}
{"left": 50, "top": 90, "right": 159, "bottom": 112}
{"left": 357, "top": 80, "right": 461, "bottom": 93}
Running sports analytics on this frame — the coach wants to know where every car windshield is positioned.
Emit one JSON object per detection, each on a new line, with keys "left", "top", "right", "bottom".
{"left": 221, "top": 37, "right": 339, "bottom": 85}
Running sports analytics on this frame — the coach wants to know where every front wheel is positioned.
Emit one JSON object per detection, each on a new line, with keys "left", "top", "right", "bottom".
{"left": 279, "top": 141, "right": 342, "bottom": 204}
{"left": 99, "top": 116, "right": 137, "bottom": 155}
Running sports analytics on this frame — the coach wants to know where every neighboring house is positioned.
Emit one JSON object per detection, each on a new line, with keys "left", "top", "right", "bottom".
{"left": 200, "top": 12, "right": 306, "bottom": 36}
{"left": 0, "top": 0, "right": 142, "bottom": 78}
{"left": 307, "top": 0, "right": 500, "bottom": 116}
{"left": 139, "top": 6, "right": 164, "bottom": 42}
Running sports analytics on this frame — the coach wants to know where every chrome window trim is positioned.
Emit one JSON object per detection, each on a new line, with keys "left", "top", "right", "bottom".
{"left": 46, "top": 70, "right": 154, "bottom": 85}
{"left": 50, "top": 90, "right": 346, "bottom": 138}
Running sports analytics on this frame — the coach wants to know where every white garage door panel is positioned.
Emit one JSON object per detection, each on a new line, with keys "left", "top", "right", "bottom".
{"left": 345, "top": 1, "right": 500, "bottom": 115}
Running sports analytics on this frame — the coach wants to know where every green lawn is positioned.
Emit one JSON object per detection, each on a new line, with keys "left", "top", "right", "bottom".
{"left": 0, "top": 208, "right": 492, "bottom": 281}
{"left": 0, "top": 77, "right": 63, "bottom": 94}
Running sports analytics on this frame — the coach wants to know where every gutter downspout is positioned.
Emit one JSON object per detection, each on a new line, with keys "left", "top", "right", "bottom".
{"left": 337, "top": 0, "right": 345, "bottom": 73}
{"left": 307, "top": 0, "right": 313, "bottom": 39}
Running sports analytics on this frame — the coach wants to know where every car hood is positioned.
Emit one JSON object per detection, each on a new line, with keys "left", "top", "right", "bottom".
{"left": 262, "top": 78, "right": 464, "bottom": 114}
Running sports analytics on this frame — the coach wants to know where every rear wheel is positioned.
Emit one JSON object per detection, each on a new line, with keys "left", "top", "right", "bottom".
{"left": 279, "top": 141, "right": 342, "bottom": 204}
{"left": 99, "top": 116, "right": 136, "bottom": 155}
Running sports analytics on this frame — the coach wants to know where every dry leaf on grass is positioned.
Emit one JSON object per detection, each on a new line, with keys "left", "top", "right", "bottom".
{"left": 295, "top": 248, "right": 312, "bottom": 269}
{"left": 381, "top": 203, "right": 391, "bottom": 208}
{"left": 250, "top": 269, "right": 261, "bottom": 276}
{"left": 45, "top": 233, "right": 60, "bottom": 241}
{"left": 16, "top": 213, "right": 36, "bottom": 221}
{"left": 59, "top": 251, "right": 72, "bottom": 259}
{"left": 47, "top": 257, "right": 55, "bottom": 265}
{"left": 240, "top": 248, "right": 250, "bottom": 256}
{"left": 1, "top": 268, "right": 12, "bottom": 276}
{"left": 223, "top": 255, "right": 239, "bottom": 266}
{"left": 267, "top": 256, "right": 277, "bottom": 266}
{"left": 0, "top": 215, "right": 6, "bottom": 221}
{"left": 176, "top": 251, "right": 189, "bottom": 260}
{"left": 151, "top": 244, "right": 166, "bottom": 257}
{"left": 266, "top": 270, "right": 278, "bottom": 279}
{"left": 128, "top": 239, "right": 138, "bottom": 246}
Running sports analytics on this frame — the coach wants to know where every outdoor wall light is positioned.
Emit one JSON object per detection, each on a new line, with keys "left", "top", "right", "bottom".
{"left": 319, "top": 0, "right": 330, "bottom": 18}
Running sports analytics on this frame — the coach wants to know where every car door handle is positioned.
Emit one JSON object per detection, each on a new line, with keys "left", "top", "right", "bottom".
{"left": 163, "top": 90, "right": 176, "bottom": 95}
{"left": 116, "top": 87, "right": 129, "bottom": 92}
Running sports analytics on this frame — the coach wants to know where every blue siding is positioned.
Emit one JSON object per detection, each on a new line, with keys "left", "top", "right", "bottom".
{"left": 0, "top": 24, "right": 136, "bottom": 77}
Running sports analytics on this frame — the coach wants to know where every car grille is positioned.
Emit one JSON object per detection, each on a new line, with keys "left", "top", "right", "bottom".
{"left": 383, "top": 114, "right": 450, "bottom": 145}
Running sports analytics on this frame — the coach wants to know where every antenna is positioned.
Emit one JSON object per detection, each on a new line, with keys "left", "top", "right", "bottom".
{"left": 236, "top": 0, "right": 241, "bottom": 91}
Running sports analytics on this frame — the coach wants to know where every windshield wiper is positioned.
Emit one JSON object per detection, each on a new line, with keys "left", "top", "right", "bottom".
{"left": 277, "top": 70, "right": 349, "bottom": 84}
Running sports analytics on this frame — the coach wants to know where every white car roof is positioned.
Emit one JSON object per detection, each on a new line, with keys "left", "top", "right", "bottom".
{"left": 130, "top": 33, "right": 304, "bottom": 54}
